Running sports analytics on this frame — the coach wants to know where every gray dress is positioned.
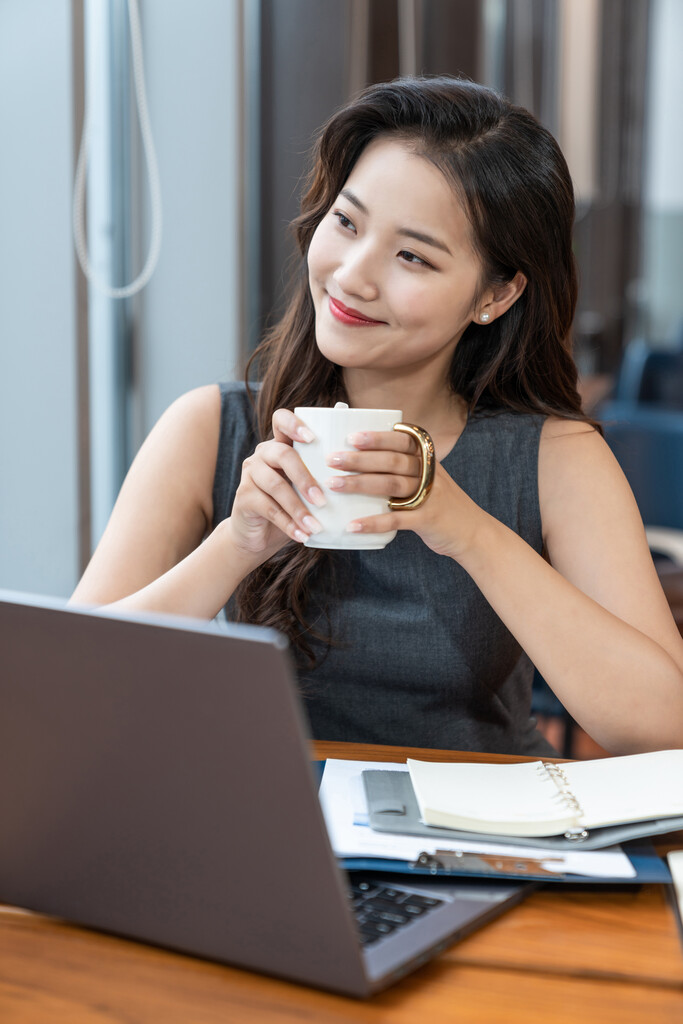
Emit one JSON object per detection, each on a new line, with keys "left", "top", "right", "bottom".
{"left": 212, "top": 381, "right": 556, "bottom": 756}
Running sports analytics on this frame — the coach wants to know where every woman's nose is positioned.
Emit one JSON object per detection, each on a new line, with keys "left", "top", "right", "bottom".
{"left": 333, "top": 245, "right": 380, "bottom": 301}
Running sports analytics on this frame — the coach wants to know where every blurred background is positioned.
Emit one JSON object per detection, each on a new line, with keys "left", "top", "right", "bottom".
{"left": 1, "top": 0, "right": 682, "bottom": 601}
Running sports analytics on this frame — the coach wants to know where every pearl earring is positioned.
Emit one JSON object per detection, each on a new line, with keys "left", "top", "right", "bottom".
{"left": 480, "top": 312, "right": 490, "bottom": 323}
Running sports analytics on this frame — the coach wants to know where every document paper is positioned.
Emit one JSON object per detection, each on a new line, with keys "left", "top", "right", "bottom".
{"left": 319, "top": 759, "right": 636, "bottom": 879}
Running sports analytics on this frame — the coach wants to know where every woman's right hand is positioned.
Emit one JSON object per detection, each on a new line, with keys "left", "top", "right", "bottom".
{"left": 228, "top": 408, "right": 326, "bottom": 558}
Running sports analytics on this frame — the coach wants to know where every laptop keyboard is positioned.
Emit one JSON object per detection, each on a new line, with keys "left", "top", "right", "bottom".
{"left": 348, "top": 878, "right": 445, "bottom": 946}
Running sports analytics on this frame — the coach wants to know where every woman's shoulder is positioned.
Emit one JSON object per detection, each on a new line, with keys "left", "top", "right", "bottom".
{"left": 538, "top": 414, "right": 606, "bottom": 475}
{"left": 541, "top": 414, "right": 599, "bottom": 439}
{"left": 538, "top": 414, "right": 627, "bottom": 521}
{"left": 137, "top": 385, "right": 221, "bottom": 460}
{"left": 147, "top": 381, "right": 256, "bottom": 473}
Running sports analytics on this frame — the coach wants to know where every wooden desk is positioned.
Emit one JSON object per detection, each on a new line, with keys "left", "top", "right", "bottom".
{"left": 1, "top": 742, "right": 682, "bottom": 1023}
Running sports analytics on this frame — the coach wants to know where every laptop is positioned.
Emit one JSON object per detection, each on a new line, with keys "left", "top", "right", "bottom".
{"left": 0, "top": 589, "right": 528, "bottom": 998}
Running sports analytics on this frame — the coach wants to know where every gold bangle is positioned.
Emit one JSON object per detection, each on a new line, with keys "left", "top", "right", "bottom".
{"left": 388, "top": 423, "right": 436, "bottom": 511}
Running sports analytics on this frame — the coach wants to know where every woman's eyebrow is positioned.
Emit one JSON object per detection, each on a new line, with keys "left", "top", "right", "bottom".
{"left": 338, "top": 188, "right": 452, "bottom": 256}
{"left": 399, "top": 227, "right": 452, "bottom": 256}
{"left": 339, "top": 188, "right": 369, "bottom": 214}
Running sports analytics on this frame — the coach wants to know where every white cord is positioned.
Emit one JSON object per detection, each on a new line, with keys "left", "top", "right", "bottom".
{"left": 73, "top": 0, "right": 162, "bottom": 299}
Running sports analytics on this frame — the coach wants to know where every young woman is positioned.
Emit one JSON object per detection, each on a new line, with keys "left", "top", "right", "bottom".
{"left": 72, "top": 77, "right": 683, "bottom": 756}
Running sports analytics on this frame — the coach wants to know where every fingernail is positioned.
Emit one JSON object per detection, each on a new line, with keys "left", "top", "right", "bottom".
{"left": 297, "top": 426, "right": 315, "bottom": 442}
{"left": 346, "top": 521, "right": 363, "bottom": 533}
{"left": 307, "top": 486, "right": 326, "bottom": 507}
{"left": 326, "top": 453, "right": 344, "bottom": 467}
{"left": 347, "top": 432, "right": 369, "bottom": 447}
{"left": 326, "top": 477, "right": 345, "bottom": 490}
{"left": 302, "top": 515, "right": 322, "bottom": 535}
{"left": 293, "top": 528, "right": 308, "bottom": 543}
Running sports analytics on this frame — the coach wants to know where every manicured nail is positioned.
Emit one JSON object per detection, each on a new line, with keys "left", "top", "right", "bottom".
{"left": 297, "top": 426, "right": 315, "bottom": 442}
{"left": 347, "top": 432, "right": 369, "bottom": 447}
{"left": 307, "top": 485, "right": 326, "bottom": 507}
{"left": 302, "top": 515, "right": 322, "bottom": 535}
{"left": 293, "top": 528, "right": 308, "bottom": 543}
{"left": 326, "top": 477, "right": 345, "bottom": 490}
{"left": 326, "top": 453, "right": 344, "bottom": 467}
{"left": 346, "top": 521, "right": 363, "bottom": 533}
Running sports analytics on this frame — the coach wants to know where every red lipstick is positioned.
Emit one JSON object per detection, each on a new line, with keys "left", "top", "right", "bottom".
{"left": 328, "top": 296, "right": 385, "bottom": 326}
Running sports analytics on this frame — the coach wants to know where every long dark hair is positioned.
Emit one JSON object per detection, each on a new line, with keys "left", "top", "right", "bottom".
{"left": 234, "top": 76, "right": 592, "bottom": 660}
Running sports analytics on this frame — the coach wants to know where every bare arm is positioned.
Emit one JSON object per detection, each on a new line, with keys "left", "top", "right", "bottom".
{"left": 457, "top": 420, "right": 683, "bottom": 753}
{"left": 330, "top": 418, "right": 683, "bottom": 753}
{"left": 71, "top": 385, "right": 249, "bottom": 617}
{"left": 71, "top": 387, "right": 328, "bottom": 619}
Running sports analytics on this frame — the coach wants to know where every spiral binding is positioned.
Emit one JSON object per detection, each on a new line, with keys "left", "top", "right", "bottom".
{"left": 536, "top": 762, "right": 589, "bottom": 841}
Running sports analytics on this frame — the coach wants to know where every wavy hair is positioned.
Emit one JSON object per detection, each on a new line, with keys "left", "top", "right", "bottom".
{"left": 234, "top": 76, "right": 592, "bottom": 662}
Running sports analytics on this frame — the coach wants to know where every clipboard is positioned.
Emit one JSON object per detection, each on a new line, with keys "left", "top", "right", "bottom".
{"left": 314, "top": 761, "right": 671, "bottom": 884}
{"left": 339, "top": 838, "right": 671, "bottom": 885}
{"left": 354, "top": 769, "right": 671, "bottom": 883}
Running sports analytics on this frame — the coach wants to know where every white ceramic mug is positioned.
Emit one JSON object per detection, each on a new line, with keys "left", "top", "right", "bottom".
{"left": 293, "top": 405, "right": 402, "bottom": 550}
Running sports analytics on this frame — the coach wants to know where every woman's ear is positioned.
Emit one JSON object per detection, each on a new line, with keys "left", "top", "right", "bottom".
{"left": 475, "top": 271, "right": 527, "bottom": 325}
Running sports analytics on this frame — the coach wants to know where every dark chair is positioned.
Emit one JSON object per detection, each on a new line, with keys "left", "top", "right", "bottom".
{"left": 600, "top": 336, "right": 683, "bottom": 527}
{"left": 599, "top": 403, "right": 683, "bottom": 529}
{"left": 612, "top": 336, "right": 683, "bottom": 410}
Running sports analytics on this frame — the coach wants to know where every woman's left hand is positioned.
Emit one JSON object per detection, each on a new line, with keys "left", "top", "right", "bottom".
{"left": 324, "top": 429, "right": 481, "bottom": 560}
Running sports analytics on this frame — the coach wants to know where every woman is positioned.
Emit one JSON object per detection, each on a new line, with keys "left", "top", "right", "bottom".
{"left": 72, "top": 77, "right": 683, "bottom": 756}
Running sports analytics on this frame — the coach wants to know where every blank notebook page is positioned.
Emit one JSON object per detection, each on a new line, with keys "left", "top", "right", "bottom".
{"left": 407, "top": 759, "right": 573, "bottom": 827}
{"left": 562, "top": 749, "right": 683, "bottom": 827}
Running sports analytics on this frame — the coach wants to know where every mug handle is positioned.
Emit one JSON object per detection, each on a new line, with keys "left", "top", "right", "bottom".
{"left": 388, "top": 423, "right": 436, "bottom": 511}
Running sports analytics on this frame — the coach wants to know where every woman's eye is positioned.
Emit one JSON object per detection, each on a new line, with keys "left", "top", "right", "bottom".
{"left": 333, "top": 211, "right": 355, "bottom": 232}
{"left": 399, "top": 250, "right": 431, "bottom": 268}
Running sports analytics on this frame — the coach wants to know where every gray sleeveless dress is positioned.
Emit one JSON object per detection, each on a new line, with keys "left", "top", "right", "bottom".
{"left": 212, "top": 381, "right": 556, "bottom": 756}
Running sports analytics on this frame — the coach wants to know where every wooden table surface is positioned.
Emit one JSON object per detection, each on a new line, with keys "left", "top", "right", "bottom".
{"left": 1, "top": 741, "right": 682, "bottom": 1023}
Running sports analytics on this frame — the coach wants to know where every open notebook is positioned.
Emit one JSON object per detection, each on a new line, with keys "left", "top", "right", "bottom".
{"left": 361, "top": 750, "right": 683, "bottom": 850}
{"left": 406, "top": 750, "right": 683, "bottom": 840}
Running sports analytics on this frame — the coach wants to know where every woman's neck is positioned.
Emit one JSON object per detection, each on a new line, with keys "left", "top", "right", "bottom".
{"left": 342, "top": 368, "right": 468, "bottom": 458}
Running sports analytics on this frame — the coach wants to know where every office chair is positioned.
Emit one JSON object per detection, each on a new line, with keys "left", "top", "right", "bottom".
{"left": 599, "top": 335, "right": 683, "bottom": 533}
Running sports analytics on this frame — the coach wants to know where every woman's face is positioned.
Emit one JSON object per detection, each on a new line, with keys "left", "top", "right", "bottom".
{"left": 307, "top": 136, "right": 484, "bottom": 382}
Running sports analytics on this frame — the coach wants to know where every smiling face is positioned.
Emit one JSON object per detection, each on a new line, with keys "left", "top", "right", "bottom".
{"left": 307, "top": 136, "right": 485, "bottom": 390}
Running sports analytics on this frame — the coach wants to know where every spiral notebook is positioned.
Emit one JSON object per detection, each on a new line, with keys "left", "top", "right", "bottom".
{"left": 363, "top": 750, "right": 683, "bottom": 851}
